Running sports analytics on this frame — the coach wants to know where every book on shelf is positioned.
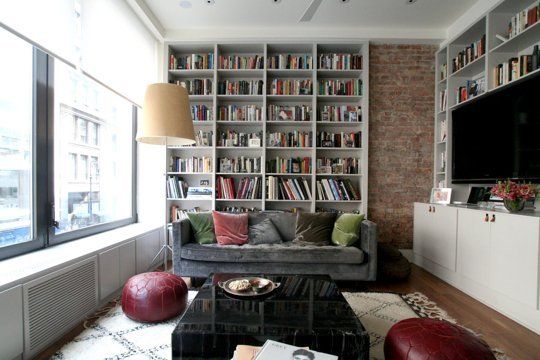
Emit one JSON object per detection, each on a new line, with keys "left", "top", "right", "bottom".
{"left": 170, "top": 206, "right": 201, "bottom": 223}
{"left": 316, "top": 178, "right": 360, "bottom": 201}
{"left": 253, "top": 340, "right": 337, "bottom": 360}
{"left": 316, "top": 157, "right": 359, "bottom": 174}
{"left": 186, "top": 187, "right": 213, "bottom": 199}
{"left": 267, "top": 105, "right": 311, "bottom": 122}
{"left": 440, "top": 151, "right": 446, "bottom": 172}
{"left": 218, "top": 105, "right": 262, "bottom": 122}
{"left": 267, "top": 54, "right": 313, "bottom": 69}
{"left": 216, "top": 206, "right": 261, "bottom": 213}
{"left": 493, "top": 46, "right": 540, "bottom": 87}
{"left": 317, "top": 53, "right": 362, "bottom": 70}
{"left": 440, "top": 119, "right": 447, "bottom": 142}
{"left": 218, "top": 80, "right": 263, "bottom": 95}
{"left": 439, "top": 63, "right": 447, "bottom": 81}
{"left": 318, "top": 79, "right": 362, "bottom": 96}
{"left": 172, "top": 79, "right": 213, "bottom": 95}
{"left": 316, "top": 131, "right": 361, "bottom": 148}
{"left": 191, "top": 105, "right": 212, "bottom": 121}
{"left": 439, "top": 89, "right": 447, "bottom": 112}
{"left": 217, "top": 130, "right": 262, "bottom": 147}
{"left": 218, "top": 55, "right": 264, "bottom": 69}
{"left": 317, "top": 105, "right": 361, "bottom": 122}
{"left": 506, "top": 2, "right": 540, "bottom": 39}
{"left": 167, "top": 176, "right": 188, "bottom": 199}
{"left": 266, "top": 157, "right": 311, "bottom": 174}
{"left": 266, "top": 131, "right": 312, "bottom": 148}
{"left": 266, "top": 176, "right": 312, "bottom": 201}
{"left": 218, "top": 156, "right": 261, "bottom": 173}
{"left": 170, "top": 156, "right": 212, "bottom": 173}
{"left": 194, "top": 130, "right": 213, "bottom": 147}
{"left": 216, "top": 176, "right": 262, "bottom": 199}
{"left": 451, "top": 34, "right": 486, "bottom": 73}
{"left": 455, "top": 77, "right": 485, "bottom": 104}
{"left": 169, "top": 53, "right": 214, "bottom": 70}
{"left": 268, "top": 79, "right": 312, "bottom": 95}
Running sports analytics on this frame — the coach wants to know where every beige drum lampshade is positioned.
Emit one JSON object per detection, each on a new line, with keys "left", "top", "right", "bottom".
{"left": 136, "top": 83, "right": 196, "bottom": 146}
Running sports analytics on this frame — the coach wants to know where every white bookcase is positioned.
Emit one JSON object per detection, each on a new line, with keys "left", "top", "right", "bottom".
{"left": 164, "top": 41, "right": 369, "bottom": 222}
{"left": 434, "top": 0, "right": 540, "bottom": 200}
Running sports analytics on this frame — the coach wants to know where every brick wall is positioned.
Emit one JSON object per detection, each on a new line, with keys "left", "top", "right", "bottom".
{"left": 368, "top": 44, "right": 436, "bottom": 249}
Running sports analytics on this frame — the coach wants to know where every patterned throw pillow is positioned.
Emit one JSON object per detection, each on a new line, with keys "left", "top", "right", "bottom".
{"left": 293, "top": 212, "right": 337, "bottom": 246}
{"left": 248, "top": 218, "right": 282, "bottom": 245}
{"left": 212, "top": 211, "right": 249, "bottom": 245}
{"left": 186, "top": 212, "right": 215, "bottom": 244}
{"left": 331, "top": 213, "right": 365, "bottom": 246}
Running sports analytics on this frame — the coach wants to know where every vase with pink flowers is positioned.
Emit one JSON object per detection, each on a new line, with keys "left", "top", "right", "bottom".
{"left": 490, "top": 180, "right": 537, "bottom": 213}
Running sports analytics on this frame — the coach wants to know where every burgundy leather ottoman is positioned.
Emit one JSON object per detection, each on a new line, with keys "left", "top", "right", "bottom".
{"left": 384, "top": 318, "right": 495, "bottom": 360}
{"left": 121, "top": 272, "right": 188, "bottom": 323}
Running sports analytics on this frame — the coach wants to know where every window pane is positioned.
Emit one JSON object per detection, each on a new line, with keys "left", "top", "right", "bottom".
{"left": 0, "top": 30, "right": 33, "bottom": 248}
{"left": 54, "top": 61, "right": 133, "bottom": 234}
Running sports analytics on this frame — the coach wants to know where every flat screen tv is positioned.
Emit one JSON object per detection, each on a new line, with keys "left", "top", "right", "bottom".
{"left": 452, "top": 74, "right": 540, "bottom": 183}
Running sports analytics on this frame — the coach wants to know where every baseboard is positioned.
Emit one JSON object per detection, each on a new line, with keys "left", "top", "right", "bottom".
{"left": 399, "top": 249, "right": 413, "bottom": 262}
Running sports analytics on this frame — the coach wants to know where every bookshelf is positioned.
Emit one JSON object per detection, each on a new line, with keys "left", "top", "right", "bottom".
{"left": 165, "top": 41, "right": 369, "bottom": 221}
{"left": 435, "top": 0, "right": 540, "bottom": 197}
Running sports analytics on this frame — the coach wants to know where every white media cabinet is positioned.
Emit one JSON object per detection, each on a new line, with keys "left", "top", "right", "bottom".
{"left": 413, "top": 202, "right": 540, "bottom": 334}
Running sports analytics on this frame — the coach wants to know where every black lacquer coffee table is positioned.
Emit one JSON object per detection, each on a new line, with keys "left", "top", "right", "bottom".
{"left": 172, "top": 274, "right": 369, "bottom": 359}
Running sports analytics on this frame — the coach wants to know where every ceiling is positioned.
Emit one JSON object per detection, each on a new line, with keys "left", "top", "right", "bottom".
{"left": 142, "top": 0, "right": 479, "bottom": 40}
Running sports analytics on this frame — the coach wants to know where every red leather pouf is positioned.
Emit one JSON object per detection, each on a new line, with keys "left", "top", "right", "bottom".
{"left": 384, "top": 318, "right": 495, "bottom": 360}
{"left": 121, "top": 272, "right": 188, "bottom": 323}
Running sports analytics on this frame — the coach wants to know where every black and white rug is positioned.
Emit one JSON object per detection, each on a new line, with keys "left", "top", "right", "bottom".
{"left": 51, "top": 291, "right": 500, "bottom": 360}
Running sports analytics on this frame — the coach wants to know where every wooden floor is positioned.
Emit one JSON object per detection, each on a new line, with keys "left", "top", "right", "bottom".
{"left": 36, "top": 264, "right": 538, "bottom": 359}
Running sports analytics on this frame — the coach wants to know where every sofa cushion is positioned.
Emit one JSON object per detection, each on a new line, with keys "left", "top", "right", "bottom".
{"left": 248, "top": 212, "right": 297, "bottom": 242}
{"left": 180, "top": 242, "right": 365, "bottom": 264}
{"left": 187, "top": 212, "right": 215, "bottom": 244}
{"left": 248, "top": 218, "right": 282, "bottom": 245}
{"left": 293, "top": 212, "right": 337, "bottom": 246}
{"left": 212, "top": 211, "right": 248, "bottom": 245}
{"left": 332, "top": 213, "right": 365, "bottom": 246}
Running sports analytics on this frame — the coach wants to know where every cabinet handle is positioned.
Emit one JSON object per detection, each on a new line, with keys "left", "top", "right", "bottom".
{"left": 484, "top": 213, "right": 489, "bottom": 222}
{"left": 490, "top": 214, "right": 496, "bottom": 222}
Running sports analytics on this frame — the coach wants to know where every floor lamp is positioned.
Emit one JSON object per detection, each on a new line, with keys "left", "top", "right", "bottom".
{"left": 136, "top": 83, "right": 195, "bottom": 271}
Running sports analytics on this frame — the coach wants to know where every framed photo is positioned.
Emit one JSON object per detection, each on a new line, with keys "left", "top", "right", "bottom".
{"left": 317, "top": 166, "right": 332, "bottom": 174}
{"left": 332, "top": 164, "right": 344, "bottom": 174}
{"left": 200, "top": 180, "right": 210, "bottom": 186}
{"left": 248, "top": 138, "right": 261, "bottom": 147}
{"left": 430, "top": 188, "right": 452, "bottom": 204}
{"left": 322, "top": 140, "right": 333, "bottom": 148}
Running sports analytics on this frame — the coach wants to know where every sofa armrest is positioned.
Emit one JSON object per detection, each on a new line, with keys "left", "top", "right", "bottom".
{"left": 359, "top": 219, "right": 377, "bottom": 280}
{"left": 170, "top": 218, "right": 193, "bottom": 276}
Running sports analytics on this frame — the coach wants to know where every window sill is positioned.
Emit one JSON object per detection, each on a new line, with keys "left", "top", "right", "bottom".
{"left": 0, "top": 222, "right": 162, "bottom": 292}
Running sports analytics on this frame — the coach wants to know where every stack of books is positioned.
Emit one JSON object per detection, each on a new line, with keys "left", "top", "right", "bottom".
{"left": 316, "top": 157, "right": 359, "bottom": 174}
{"left": 316, "top": 131, "right": 361, "bottom": 148}
{"left": 216, "top": 176, "right": 261, "bottom": 199}
{"left": 266, "top": 176, "right": 312, "bottom": 201}
{"left": 218, "top": 156, "right": 261, "bottom": 173}
{"left": 269, "top": 79, "right": 312, "bottom": 95}
{"left": 218, "top": 80, "right": 263, "bottom": 95}
{"left": 266, "top": 131, "right": 312, "bottom": 148}
{"left": 186, "top": 187, "right": 213, "bottom": 199}
{"left": 267, "top": 54, "right": 313, "bottom": 69}
{"left": 319, "top": 79, "right": 362, "bottom": 96}
{"left": 218, "top": 55, "right": 264, "bottom": 69}
{"left": 231, "top": 340, "right": 337, "bottom": 360}
{"left": 169, "top": 53, "right": 214, "bottom": 70}
{"left": 266, "top": 157, "right": 311, "bottom": 174}
{"left": 173, "top": 79, "right": 213, "bottom": 95}
{"left": 455, "top": 77, "right": 486, "bottom": 104}
{"left": 267, "top": 105, "right": 311, "bottom": 121}
{"left": 218, "top": 105, "right": 262, "bottom": 121}
{"left": 316, "top": 178, "right": 360, "bottom": 201}
{"left": 217, "top": 130, "right": 262, "bottom": 147}
{"left": 317, "top": 105, "right": 361, "bottom": 122}
{"left": 317, "top": 53, "right": 362, "bottom": 70}
{"left": 191, "top": 105, "right": 212, "bottom": 121}
{"left": 451, "top": 34, "right": 486, "bottom": 73}
{"left": 169, "top": 206, "right": 201, "bottom": 222}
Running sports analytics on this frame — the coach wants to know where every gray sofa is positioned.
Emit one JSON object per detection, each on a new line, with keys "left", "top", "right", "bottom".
{"left": 171, "top": 212, "right": 377, "bottom": 281}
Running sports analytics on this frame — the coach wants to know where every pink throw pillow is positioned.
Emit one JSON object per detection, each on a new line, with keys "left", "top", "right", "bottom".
{"left": 212, "top": 211, "right": 248, "bottom": 245}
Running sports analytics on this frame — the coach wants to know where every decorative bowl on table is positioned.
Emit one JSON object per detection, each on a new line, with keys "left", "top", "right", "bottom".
{"left": 218, "top": 277, "right": 280, "bottom": 298}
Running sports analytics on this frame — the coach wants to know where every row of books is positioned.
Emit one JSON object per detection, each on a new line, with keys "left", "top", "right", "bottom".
{"left": 455, "top": 77, "right": 485, "bottom": 104}
{"left": 169, "top": 206, "right": 201, "bottom": 222}
{"left": 167, "top": 176, "right": 188, "bottom": 199}
{"left": 216, "top": 206, "right": 261, "bottom": 212}
{"left": 191, "top": 105, "right": 212, "bottom": 121}
{"left": 170, "top": 156, "right": 212, "bottom": 173}
{"left": 216, "top": 176, "right": 262, "bottom": 199}
{"left": 493, "top": 47, "right": 540, "bottom": 87}
{"left": 317, "top": 53, "right": 362, "bottom": 70}
{"left": 267, "top": 131, "right": 312, "bottom": 148}
{"left": 218, "top": 55, "right": 264, "bottom": 69}
{"left": 506, "top": 2, "right": 540, "bottom": 39}
{"left": 169, "top": 53, "right": 214, "bottom": 70}
{"left": 217, "top": 130, "right": 262, "bottom": 147}
{"left": 218, "top": 156, "right": 261, "bottom": 173}
{"left": 268, "top": 79, "right": 312, "bottom": 95}
{"left": 267, "top": 54, "right": 313, "bottom": 69}
{"left": 173, "top": 79, "right": 213, "bottom": 95}
{"left": 266, "top": 176, "right": 312, "bottom": 201}
{"left": 318, "top": 105, "right": 361, "bottom": 122}
{"left": 316, "top": 131, "right": 362, "bottom": 148}
{"left": 266, "top": 157, "right": 311, "bottom": 174}
{"left": 316, "top": 157, "right": 360, "bottom": 174}
{"left": 217, "top": 105, "right": 262, "bottom": 122}
{"left": 316, "top": 178, "right": 360, "bottom": 201}
{"left": 318, "top": 79, "right": 362, "bottom": 96}
{"left": 218, "top": 80, "right": 263, "bottom": 95}
{"left": 451, "top": 34, "right": 486, "bottom": 73}
{"left": 194, "top": 130, "right": 213, "bottom": 147}
{"left": 439, "top": 89, "right": 448, "bottom": 112}
{"left": 267, "top": 105, "right": 311, "bottom": 122}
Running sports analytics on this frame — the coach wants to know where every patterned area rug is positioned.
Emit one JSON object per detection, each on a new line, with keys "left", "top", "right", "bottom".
{"left": 51, "top": 291, "right": 500, "bottom": 360}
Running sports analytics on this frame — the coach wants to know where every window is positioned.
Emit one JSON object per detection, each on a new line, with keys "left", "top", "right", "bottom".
{"left": 80, "top": 155, "right": 88, "bottom": 180}
{"left": 69, "top": 153, "right": 77, "bottom": 180}
{"left": 78, "top": 118, "right": 88, "bottom": 144}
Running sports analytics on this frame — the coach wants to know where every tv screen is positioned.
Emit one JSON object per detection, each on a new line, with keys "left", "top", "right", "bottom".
{"left": 452, "top": 74, "right": 540, "bottom": 183}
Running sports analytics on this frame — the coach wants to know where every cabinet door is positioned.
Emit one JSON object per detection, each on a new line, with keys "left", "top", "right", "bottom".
{"left": 0, "top": 285, "right": 23, "bottom": 359}
{"left": 457, "top": 208, "right": 491, "bottom": 285}
{"left": 119, "top": 240, "right": 136, "bottom": 284}
{"left": 136, "top": 230, "right": 163, "bottom": 273}
{"left": 490, "top": 213, "right": 540, "bottom": 309}
{"left": 99, "top": 246, "right": 120, "bottom": 300}
{"left": 413, "top": 203, "right": 433, "bottom": 258}
{"left": 430, "top": 205, "right": 458, "bottom": 271}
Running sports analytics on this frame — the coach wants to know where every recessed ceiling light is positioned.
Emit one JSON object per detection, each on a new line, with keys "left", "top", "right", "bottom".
{"left": 406, "top": 0, "right": 418, "bottom": 4}
{"left": 179, "top": 0, "right": 192, "bottom": 8}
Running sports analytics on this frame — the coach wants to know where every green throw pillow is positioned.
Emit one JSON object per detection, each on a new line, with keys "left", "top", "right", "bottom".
{"left": 187, "top": 212, "right": 215, "bottom": 244}
{"left": 331, "top": 213, "right": 365, "bottom": 246}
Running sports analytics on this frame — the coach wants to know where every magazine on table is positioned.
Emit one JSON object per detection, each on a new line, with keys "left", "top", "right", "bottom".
{"left": 253, "top": 340, "right": 337, "bottom": 360}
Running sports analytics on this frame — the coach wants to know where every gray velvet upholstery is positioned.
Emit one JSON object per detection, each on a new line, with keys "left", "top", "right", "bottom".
{"left": 171, "top": 212, "right": 377, "bottom": 281}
